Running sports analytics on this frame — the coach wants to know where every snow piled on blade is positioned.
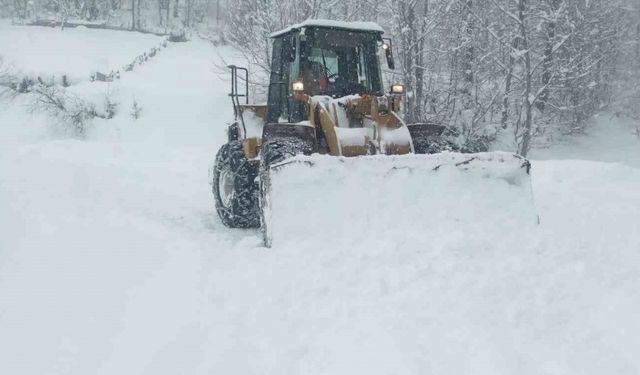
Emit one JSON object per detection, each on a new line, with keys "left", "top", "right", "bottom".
{"left": 263, "top": 151, "right": 536, "bottom": 247}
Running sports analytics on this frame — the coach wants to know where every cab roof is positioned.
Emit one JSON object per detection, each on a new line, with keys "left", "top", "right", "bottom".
{"left": 270, "top": 19, "right": 385, "bottom": 38}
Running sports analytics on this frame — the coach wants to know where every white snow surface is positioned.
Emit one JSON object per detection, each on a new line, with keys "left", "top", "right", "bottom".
{"left": 0, "top": 21, "right": 163, "bottom": 83}
{"left": 1, "top": 27, "right": 640, "bottom": 375}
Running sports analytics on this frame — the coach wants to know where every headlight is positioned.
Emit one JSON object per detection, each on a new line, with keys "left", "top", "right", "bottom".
{"left": 292, "top": 80, "right": 304, "bottom": 92}
{"left": 391, "top": 84, "right": 404, "bottom": 94}
{"left": 382, "top": 42, "right": 390, "bottom": 50}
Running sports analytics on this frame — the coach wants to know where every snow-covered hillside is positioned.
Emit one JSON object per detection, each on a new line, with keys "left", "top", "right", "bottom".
{"left": 0, "top": 20, "right": 165, "bottom": 84}
{"left": 1, "top": 25, "right": 640, "bottom": 375}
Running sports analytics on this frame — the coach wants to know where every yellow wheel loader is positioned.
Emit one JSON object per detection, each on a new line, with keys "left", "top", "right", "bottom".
{"left": 211, "top": 20, "right": 534, "bottom": 247}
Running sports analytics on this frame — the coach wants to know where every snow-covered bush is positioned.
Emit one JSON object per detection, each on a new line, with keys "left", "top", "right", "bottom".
{"left": 29, "top": 85, "right": 98, "bottom": 136}
{"left": 130, "top": 99, "right": 142, "bottom": 120}
{"left": 103, "top": 93, "right": 118, "bottom": 119}
{"left": 168, "top": 30, "right": 188, "bottom": 42}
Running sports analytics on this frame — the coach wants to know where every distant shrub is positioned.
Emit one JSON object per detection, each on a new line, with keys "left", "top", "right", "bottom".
{"left": 103, "top": 93, "right": 118, "bottom": 119}
{"left": 169, "top": 30, "right": 187, "bottom": 43}
{"left": 130, "top": 99, "right": 142, "bottom": 120}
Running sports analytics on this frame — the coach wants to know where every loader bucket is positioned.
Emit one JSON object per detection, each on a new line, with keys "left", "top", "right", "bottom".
{"left": 260, "top": 152, "right": 536, "bottom": 248}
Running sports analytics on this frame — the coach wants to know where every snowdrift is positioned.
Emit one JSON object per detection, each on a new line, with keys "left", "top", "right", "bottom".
{"left": 262, "top": 151, "right": 537, "bottom": 247}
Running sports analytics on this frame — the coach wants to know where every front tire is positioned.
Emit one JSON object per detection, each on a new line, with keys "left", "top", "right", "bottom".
{"left": 408, "top": 123, "right": 453, "bottom": 154}
{"left": 212, "top": 141, "right": 260, "bottom": 228}
{"left": 412, "top": 136, "right": 452, "bottom": 154}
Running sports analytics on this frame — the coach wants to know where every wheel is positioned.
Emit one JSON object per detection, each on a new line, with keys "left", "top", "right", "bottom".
{"left": 259, "top": 137, "right": 313, "bottom": 170}
{"left": 258, "top": 138, "right": 313, "bottom": 246}
{"left": 408, "top": 124, "right": 456, "bottom": 154}
{"left": 412, "top": 133, "right": 459, "bottom": 154}
{"left": 212, "top": 141, "right": 260, "bottom": 228}
{"left": 412, "top": 136, "right": 450, "bottom": 154}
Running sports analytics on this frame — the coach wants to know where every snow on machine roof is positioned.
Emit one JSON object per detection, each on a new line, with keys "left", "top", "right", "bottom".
{"left": 270, "top": 19, "right": 385, "bottom": 38}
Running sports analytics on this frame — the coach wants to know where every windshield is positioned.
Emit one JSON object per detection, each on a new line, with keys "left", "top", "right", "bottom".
{"left": 300, "top": 29, "right": 383, "bottom": 97}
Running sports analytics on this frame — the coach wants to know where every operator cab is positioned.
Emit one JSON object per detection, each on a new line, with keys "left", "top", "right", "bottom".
{"left": 266, "top": 20, "right": 395, "bottom": 124}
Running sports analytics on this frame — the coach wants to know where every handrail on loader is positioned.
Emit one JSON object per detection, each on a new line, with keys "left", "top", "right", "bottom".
{"left": 228, "top": 65, "right": 249, "bottom": 135}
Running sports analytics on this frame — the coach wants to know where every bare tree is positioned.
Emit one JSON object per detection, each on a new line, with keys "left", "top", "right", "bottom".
{"left": 131, "top": 0, "right": 136, "bottom": 29}
{"left": 0, "top": 56, "right": 17, "bottom": 99}
{"left": 537, "top": 0, "right": 559, "bottom": 113}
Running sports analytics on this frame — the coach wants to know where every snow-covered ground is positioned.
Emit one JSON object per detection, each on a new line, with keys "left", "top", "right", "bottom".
{"left": 1, "top": 26, "right": 640, "bottom": 374}
{"left": 529, "top": 114, "right": 640, "bottom": 168}
{"left": 0, "top": 21, "right": 164, "bottom": 84}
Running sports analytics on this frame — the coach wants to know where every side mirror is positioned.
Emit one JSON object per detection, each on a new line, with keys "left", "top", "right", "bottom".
{"left": 382, "top": 38, "right": 395, "bottom": 70}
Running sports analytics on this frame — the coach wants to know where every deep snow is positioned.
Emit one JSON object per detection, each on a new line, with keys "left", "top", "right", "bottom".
{"left": 1, "top": 24, "right": 640, "bottom": 375}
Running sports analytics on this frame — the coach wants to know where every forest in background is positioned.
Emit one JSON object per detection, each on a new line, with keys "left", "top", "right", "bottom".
{"left": 1, "top": 0, "right": 639, "bottom": 155}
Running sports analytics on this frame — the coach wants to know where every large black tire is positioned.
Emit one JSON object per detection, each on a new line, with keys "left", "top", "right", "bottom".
{"left": 259, "top": 138, "right": 314, "bottom": 170}
{"left": 412, "top": 136, "right": 457, "bottom": 154}
{"left": 258, "top": 138, "right": 313, "bottom": 246}
{"left": 212, "top": 141, "right": 260, "bottom": 228}
{"left": 408, "top": 124, "right": 457, "bottom": 154}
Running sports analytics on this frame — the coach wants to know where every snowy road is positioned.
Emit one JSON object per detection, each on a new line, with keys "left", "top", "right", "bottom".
{"left": 1, "top": 34, "right": 640, "bottom": 374}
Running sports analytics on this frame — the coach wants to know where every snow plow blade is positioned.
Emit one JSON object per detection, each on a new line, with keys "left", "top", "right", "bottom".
{"left": 260, "top": 152, "right": 537, "bottom": 248}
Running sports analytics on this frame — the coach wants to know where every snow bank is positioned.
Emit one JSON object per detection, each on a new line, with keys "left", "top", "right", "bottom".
{"left": 263, "top": 152, "right": 536, "bottom": 247}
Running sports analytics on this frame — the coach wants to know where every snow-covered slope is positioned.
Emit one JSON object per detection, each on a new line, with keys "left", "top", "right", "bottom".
{"left": 0, "top": 21, "right": 164, "bottom": 84}
{"left": 1, "top": 27, "right": 640, "bottom": 375}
